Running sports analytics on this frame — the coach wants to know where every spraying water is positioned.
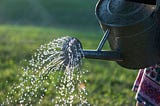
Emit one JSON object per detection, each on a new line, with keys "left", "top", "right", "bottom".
{"left": 2, "top": 36, "right": 89, "bottom": 106}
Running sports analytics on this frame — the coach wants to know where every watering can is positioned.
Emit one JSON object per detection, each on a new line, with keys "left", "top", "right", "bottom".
{"left": 81, "top": 0, "right": 160, "bottom": 69}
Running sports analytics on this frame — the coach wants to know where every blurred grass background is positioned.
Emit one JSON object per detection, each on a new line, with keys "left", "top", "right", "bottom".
{"left": 0, "top": 0, "right": 138, "bottom": 105}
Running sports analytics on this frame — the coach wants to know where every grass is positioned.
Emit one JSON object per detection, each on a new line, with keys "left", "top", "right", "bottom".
{"left": 0, "top": 25, "right": 137, "bottom": 106}
{"left": 0, "top": 0, "right": 138, "bottom": 105}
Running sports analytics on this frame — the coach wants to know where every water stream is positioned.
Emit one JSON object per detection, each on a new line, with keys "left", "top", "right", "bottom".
{"left": 2, "top": 36, "right": 89, "bottom": 106}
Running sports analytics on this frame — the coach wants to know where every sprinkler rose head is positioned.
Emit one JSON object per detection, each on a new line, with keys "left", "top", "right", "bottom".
{"left": 61, "top": 36, "right": 84, "bottom": 68}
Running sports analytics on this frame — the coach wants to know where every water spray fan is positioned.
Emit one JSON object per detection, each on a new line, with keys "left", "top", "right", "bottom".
{"left": 65, "top": 0, "right": 160, "bottom": 69}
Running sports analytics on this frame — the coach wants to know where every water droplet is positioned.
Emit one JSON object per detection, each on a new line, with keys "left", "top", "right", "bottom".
{"left": 5, "top": 36, "right": 89, "bottom": 105}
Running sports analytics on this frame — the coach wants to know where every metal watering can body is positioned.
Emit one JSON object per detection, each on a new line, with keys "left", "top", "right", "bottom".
{"left": 83, "top": 0, "right": 160, "bottom": 69}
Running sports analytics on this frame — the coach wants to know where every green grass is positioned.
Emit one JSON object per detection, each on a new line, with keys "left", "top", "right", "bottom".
{"left": 0, "top": 25, "right": 137, "bottom": 106}
{"left": 0, "top": 0, "right": 138, "bottom": 105}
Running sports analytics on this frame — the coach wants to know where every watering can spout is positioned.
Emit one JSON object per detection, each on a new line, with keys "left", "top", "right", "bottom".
{"left": 83, "top": 50, "right": 123, "bottom": 61}
{"left": 80, "top": 29, "right": 123, "bottom": 61}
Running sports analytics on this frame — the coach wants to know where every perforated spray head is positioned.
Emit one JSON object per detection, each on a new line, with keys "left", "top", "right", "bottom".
{"left": 61, "top": 36, "right": 84, "bottom": 68}
{"left": 61, "top": 36, "right": 123, "bottom": 69}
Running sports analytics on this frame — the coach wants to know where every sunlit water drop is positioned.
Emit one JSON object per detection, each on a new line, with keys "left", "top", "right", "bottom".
{"left": 2, "top": 36, "right": 89, "bottom": 106}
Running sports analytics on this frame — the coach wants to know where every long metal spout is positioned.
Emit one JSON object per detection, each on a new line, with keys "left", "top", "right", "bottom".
{"left": 81, "top": 29, "right": 123, "bottom": 61}
{"left": 83, "top": 50, "right": 123, "bottom": 61}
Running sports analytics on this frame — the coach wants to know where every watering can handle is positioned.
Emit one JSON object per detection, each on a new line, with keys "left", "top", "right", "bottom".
{"left": 126, "top": 0, "right": 156, "bottom": 4}
{"left": 156, "top": 0, "right": 160, "bottom": 12}
{"left": 126, "top": 0, "right": 160, "bottom": 11}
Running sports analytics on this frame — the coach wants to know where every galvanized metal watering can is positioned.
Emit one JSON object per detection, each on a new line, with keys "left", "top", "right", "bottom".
{"left": 81, "top": 0, "right": 160, "bottom": 69}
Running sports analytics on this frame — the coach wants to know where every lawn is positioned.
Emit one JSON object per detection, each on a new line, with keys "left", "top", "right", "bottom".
{"left": 0, "top": 0, "right": 138, "bottom": 106}
{"left": 0, "top": 25, "right": 137, "bottom": 106}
